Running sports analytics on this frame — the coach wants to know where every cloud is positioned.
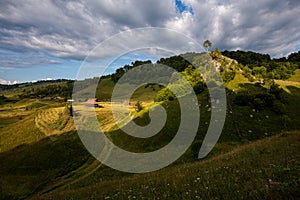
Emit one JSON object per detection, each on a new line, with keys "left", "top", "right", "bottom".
{"left": 0, "top": 0, "right": 177, "bottom": 61}
{"left": 0, "top": 50, "right": 62, "bottom": 68}
{"left": 0, "top": 78, "right": 19, "bottom": 85}
{"left": 168, "top": 0, "right": 300, "bottom": 57}
{"left": 0, "top": 0, "right": 299, "bottom": 70}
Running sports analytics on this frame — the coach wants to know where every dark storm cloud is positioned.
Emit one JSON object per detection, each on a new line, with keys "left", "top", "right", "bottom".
{"left": 0, "top": 0, "right": 299, "bottom": 69}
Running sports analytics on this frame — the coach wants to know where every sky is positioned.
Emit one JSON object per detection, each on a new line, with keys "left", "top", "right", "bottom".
{"left": 0, "top": 0, "right": 299, "bottom": 84}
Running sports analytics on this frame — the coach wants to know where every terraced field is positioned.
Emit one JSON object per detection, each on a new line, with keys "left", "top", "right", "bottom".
{"left": 35, "top": 107, "right": 75, "bottom": 136}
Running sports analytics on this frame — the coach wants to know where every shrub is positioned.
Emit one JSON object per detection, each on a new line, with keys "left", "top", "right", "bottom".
{"left": 269, "top": 84, "right": 286, "bottom": 101}
{"left": 281, "top": 115, "right": 291, "bottom": 129}
{"left": 252, "top": 97, "right": 265, "bottom": 110}
{"left": 233, "top": 94, "right": 251, "bottom": 106}
{"left": 272, "top": 100, "right": 286, "bottom": 114}
{"left": 248, "top": 76, "right": 255, "bottom": 82}
{"left": 135, "top": 101, "right": 144, "bottom": 112}
{"left": 254, "top": 93, "right": 276, "bottom": 107}
{"left": 154, "top": 88, "right": 175, "bottom": 102}
{"left": 192, "top": 81, "right": 205, "bottom": 94}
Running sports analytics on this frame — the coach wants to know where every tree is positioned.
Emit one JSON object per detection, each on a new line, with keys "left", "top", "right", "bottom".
{"left": 203, "top": 40, "right": 212, "bottom": 51}
{"left": 135, "top": 101, "right": 144, "bottom": 112}
{"left": 253, "top": 66, "right": 267, "bottom": 79}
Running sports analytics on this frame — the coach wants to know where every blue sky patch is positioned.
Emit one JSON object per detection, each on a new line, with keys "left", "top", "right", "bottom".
{"left": 175, "top": 0, "right": 194, "bottom": 15}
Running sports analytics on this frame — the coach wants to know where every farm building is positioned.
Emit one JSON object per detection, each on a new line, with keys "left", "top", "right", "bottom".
{"left": 85, "top": 98, "right": 102, "bottom": 107}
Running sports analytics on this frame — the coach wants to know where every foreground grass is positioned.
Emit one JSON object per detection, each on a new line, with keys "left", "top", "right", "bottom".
{"left": 32, "top": 131, "right": 300, "bottom": 200}
{"left": 0, "top": 131, "right": 91, "bottom": 200}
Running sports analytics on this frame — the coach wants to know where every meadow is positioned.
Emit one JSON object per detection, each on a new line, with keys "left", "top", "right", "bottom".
{"left": 1, "top": 53, "right": 300, "bottom": 199}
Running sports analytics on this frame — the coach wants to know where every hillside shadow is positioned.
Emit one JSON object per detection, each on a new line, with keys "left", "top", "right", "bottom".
{"left": 0, "top": 131, "right": 91, "bottom": 200}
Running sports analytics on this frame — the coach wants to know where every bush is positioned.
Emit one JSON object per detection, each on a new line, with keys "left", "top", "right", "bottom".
{"left": 234, "top": 94, "right": 251, "bottom": 106}
{"left": 222, "top": 71, "right": 236, "bottom": 82}
{"left": 135, "top": 101, "right": 144, "bottom": 112}
{"left": 192, "top": 82, "right": 205, "bottom": 94}
{"left": 248, "top": 76, "right": 256, "bottom": 82}
{"left": 269, "top": 84, "right": 285, "bottom": 101}
{"left": 281, "top": 115, "right": 291, "bottom": 129}
{"left": 252, "top": 98, "right": 265, "bottom": 110}
{"left": 154, "top": 88, "right": 175, "bottom": 102}
{"left": 254, "top": 93, "right": 276, "bottom": 107}
{"left": 272, "top": 100, "right": 286, "bottom": 114}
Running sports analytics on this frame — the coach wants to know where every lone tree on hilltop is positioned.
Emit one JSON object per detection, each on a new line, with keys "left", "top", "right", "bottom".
{"left": 203, "top": 40, "right": 212, "bottom": 51}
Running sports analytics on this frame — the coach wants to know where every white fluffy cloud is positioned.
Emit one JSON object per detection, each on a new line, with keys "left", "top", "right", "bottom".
{"left": 168, "top": 0, "right": 300, "bottom": 57}
{"left": 0, "top": 0, "right": 299, "bottom": 69}
{"left": 0, "top": 78, "right": 19, "bottom": 85}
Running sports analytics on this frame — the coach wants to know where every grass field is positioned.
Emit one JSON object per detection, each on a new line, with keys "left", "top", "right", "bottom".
{"left": 29, "top": 131, "right": 300, "bottom": 199}
{"left": 288, "top": 69, "right": 300, "bottom": 82}
{"left": 1, "top": 69, "right": 300, "bottom": 199}
{"left": 35, "top": 107, "right": 74, "bottom": 136}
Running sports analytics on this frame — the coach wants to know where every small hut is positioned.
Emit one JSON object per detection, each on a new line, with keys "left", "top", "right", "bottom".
{"left": 85, "top": 98, "right": 99, "bottom": 107}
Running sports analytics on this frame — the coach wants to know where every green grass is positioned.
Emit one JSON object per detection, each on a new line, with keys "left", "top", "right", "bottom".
{"left": 225, "top": 72, "right": 250, "bottom": 91}
{"left": 0, "top": 115, "right": 21, "bottom": 128}
{"left": 0, "top": 114, "right": 45, "bottom": 152}
{"left": 35, "top": 107, "right": 74, "bottom": 135}
{"left": 30, "top": 131, "right": 300, "bottom": 200}
{"left": 0, "top": 131, "right": 90, "bottom": 200}
{"left": 1, "top": 68, "right": 300, "bottom": 199}
{"left": 0, "top": 100, "right": 72, "bottom": 152}
{"left": 25, "top": 101, "right": 47, "bottom": 110}
{"left": 288, "top": 69, "right": 300, "bottom": 82}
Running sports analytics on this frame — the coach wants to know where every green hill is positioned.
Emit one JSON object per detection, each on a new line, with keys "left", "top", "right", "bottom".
{"left": 1, "top": 130, "right": 298, "bottom": 199}
{"left": 36, "top": 131, "right": 300, "bottom": 200}
{"left": 1, "top": 51, "right": 300, "bottom": 199}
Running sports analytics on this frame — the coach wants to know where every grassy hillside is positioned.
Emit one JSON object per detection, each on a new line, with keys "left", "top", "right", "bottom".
{"left": 288, "top": 69, "right": 300, "bottom": 82}
{"left": 1, "top": 52, "right": 300, "bottom": 199}
{"left": 0, "top": 131, "right": 90, "bottom": 200}
{"left": 0, "top": 99, "right": 68, "bottom": 152}
{"left": 1, "top": 79, "right": 299, "bottom": 199}
{"left": 30, "top": 131, "right": 300, "bottom": 199}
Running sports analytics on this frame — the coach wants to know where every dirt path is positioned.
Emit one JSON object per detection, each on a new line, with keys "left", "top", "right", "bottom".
{"left": 275, "top": 80, "right": 300, "bottom": 85}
